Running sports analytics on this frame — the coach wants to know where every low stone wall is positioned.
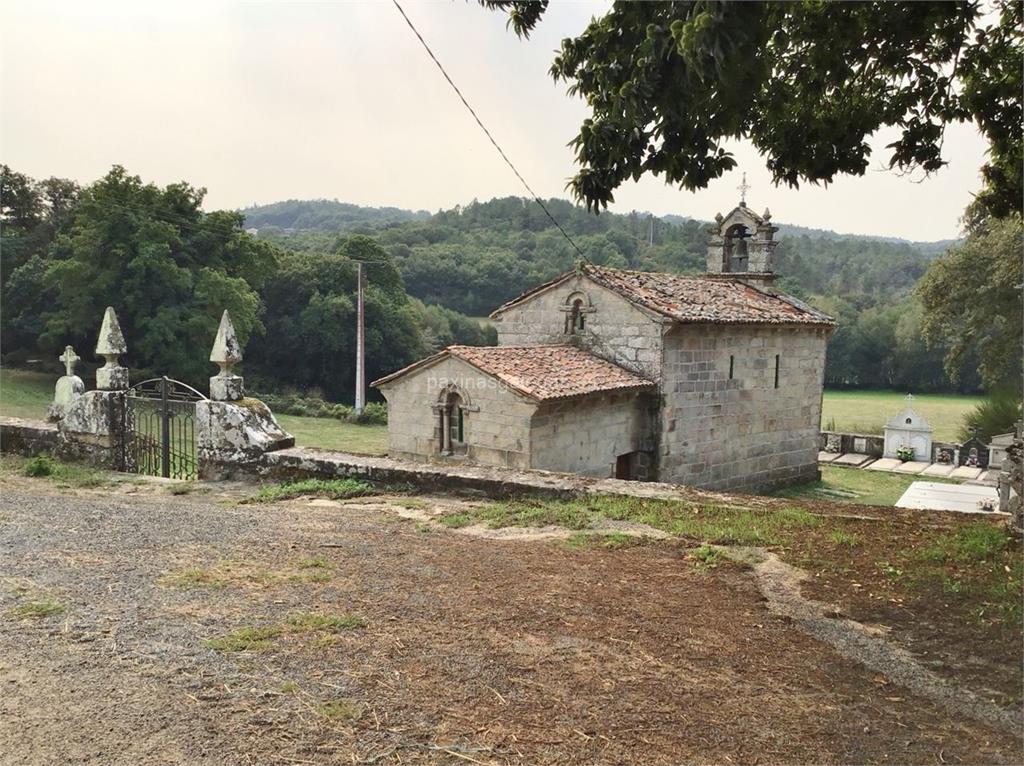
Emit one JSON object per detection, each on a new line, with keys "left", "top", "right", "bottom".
{"left": 820, "top": 431, "right": 884, "bottom": 457}
{"left": 0, "top": 418, "right": 59, "bottom": 457}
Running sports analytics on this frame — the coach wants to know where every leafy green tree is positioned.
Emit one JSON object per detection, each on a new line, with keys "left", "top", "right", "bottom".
{"left": 1, "top": 166, "right": 81, "bottom": 357}
{"left": 39, "top": 166, "right": 276, "bottom": 384}
{"left": 484, "top": 1, "right": 1022, "bottom": 219}
{"left": 918, "top": 215, "right": 1023, "bottom": 390}
{"left": 248, "top": 237, "right": 425, "bottom": 400}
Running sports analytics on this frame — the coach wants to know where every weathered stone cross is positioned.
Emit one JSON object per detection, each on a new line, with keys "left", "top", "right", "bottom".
{"left": 59, "top": 345, "right": 80, "bottom": 377}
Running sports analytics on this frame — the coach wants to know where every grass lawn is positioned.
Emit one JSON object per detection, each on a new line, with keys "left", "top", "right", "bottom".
{"left": 0, "top": 368, "right": 54, "bottom": 419}
{"left": 0, "top": 367, "right": 388, "bottom": 455}
{"left": 822, "top": 389, "right": 981, "bottom": 442}
{"left": 272, "top": 415, "right": 387, "bottom": 455}
{"left": 774, "top": 464, "right": 957, "bottom": 507}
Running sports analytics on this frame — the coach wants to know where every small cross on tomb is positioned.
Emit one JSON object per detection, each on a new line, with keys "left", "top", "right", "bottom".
{"left": 737, "top": 172, "right": 750, "bottom": 205}
{"left": 59, "top": 345, "right": 80, "bottom": 377}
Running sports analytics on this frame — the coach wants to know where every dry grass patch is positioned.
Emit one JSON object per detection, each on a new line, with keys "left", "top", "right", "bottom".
{"left": 7, "top": 599, "right": 65, "bottom": 619}
{"left": 159, "top": 557, "right": 335, "bottom": 590}
{"left": 206, "top": 611, "right": 365, "bottom": 653}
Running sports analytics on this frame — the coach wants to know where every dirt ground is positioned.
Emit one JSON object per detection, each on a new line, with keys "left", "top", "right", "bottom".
{"left": 1, "top": 475, "right": 1021, "bottom": 765}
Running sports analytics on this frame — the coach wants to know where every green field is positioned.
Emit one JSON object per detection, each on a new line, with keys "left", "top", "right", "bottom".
{"left": 274, "top": 414, "right": 386, "bottom": 455}
{"left": 0, "top": 368, "right": 55, "bottom": 419}
{"left": 821, "top": 390, "right": 980, "bottom": 442}
{"left": 0, "top": 368, "right": 388, "bottom": 456}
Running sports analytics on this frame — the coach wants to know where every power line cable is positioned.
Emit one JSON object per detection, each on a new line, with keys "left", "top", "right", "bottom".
{"left": 390, "top": 0, "right": 592, "bottom": 265}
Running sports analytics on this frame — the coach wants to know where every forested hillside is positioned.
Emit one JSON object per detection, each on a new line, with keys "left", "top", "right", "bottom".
{"left": 242, "top": 199, "right": 429, "bottom": 231}
{"left": 248, "top": 197, "right": 980, "bottom": 393}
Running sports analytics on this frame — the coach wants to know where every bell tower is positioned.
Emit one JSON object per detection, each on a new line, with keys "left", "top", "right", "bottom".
{"left": 706, "top": 178, "right": 779, "bottom": 282}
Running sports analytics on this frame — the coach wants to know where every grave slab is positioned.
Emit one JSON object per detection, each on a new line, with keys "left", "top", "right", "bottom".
{"left": 920, "top": 463, "right": 955, "bottom": 478}
{"left": 831, "top": 453, "right": 873, "bottom": 467}
{"left": 949, "top": 465, "right": 983, "bottom": 480}
{"left": 896, "top": 481, "right": 1000, "bottom": 514}
{"left": 976, "top": 470, "right": 1000, "bottom": 485}
{"left": 817, "top": 451, "right": 841, "bottom": 463}
{"left": 894, "top": 461, "right": 930, "bottom": 474}
{"left": 865, "top": 458, "right": 902, "bottom": 472}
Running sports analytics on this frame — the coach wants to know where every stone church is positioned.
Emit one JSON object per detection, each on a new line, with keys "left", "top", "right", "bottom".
{"left": 373, "top": 198, "right": 835, "bottom": 491}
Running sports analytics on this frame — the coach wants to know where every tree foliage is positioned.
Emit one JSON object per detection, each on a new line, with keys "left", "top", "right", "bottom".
{"left": 917, "top": 215, "right": 1022, "bottom": 390}
{"left": 28, "top": 166, "right": 278, "bottom": 384}
{"left": 483, "top": 1, "right": 1022, "bottom": 220}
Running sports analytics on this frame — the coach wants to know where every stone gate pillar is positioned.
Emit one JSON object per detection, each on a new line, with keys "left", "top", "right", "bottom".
{"left": 57, "top": 307, "right": 129, "bottom": 469}
{"left": 196, "top": 310, "right": 293, "bottom": 478}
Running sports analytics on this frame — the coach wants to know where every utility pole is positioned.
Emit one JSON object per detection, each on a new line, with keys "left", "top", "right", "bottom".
{"left": 648, "top": 215, "right": 654, "bottom": 246}
{"left": 355, "top": 262, "right": 365, "bottom": 415}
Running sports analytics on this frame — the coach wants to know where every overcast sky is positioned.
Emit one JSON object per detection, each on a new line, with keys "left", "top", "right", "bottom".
{"left": 2, "top": 0, "right": 991, "bottom": 240}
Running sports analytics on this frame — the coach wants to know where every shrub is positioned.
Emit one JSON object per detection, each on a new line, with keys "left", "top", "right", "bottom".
{"left": 23, "top": 455, "right": 56, "bottom": 477}
{"left": 251, "top": 392, "right": 387, "bottom": 425}
{"left": 959, "top": 389, "right": 1022, "bottom": 442}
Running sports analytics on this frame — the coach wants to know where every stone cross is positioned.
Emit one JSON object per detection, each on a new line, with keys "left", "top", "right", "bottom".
{"left": 905, "top": 393, "right": 914, "bottom": 403}
{"left": 59, "top": 345, "right": 80, "bottom": 377}
{"left": 48, "top": 345, "right": 85, "bottom": 422}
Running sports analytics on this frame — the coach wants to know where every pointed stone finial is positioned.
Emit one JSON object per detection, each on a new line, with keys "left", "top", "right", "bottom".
{"left": 95, "top": 307, "right": 128, "bottom": 390}
{"left": 762, "top": 208, "right": 772, "bottom": 222}
{"left": 209, "top": 310, "right": 244, "bottom": 401}
{"left": 210, "top": 310, "right": 243, "bottom": 372}
{"left": 96, "top": 307, "right": 127, "bottom": 357}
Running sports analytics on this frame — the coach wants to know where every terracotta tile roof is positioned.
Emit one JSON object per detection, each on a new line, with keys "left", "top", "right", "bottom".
{"left": 372, "top": 345, "right": 655, "bottom": 402}
{"left": 491, "top": 265, "right": 834, "bottom": 326}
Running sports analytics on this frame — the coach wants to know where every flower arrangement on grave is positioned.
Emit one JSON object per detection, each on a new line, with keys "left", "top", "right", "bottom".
{"left": 936, "top": 449, "right": 952, "bottom": 464}
{"left": 977, "top": 498, "right": 995, "bottom": 512}
{"left": 895, "top": 446, "right": 915, "bottom": 462}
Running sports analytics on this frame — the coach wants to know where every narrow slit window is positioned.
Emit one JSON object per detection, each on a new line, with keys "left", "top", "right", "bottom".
{"left": 773, "top": 354, "right": 780, "bottom": 389}
{"left": 728, "top": 355, "right": 734, "bottom": 380}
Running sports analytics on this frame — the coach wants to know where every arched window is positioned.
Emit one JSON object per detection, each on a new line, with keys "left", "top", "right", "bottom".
{"left": 437, "top": 388, "right": 468, "bottom": 456}
{"left": 563, "top": 292, "right": 592, "bottom": 334}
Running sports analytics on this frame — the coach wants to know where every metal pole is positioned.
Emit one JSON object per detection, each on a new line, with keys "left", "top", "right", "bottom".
{"left": 160, "top": 376, "right": 171, "bottom": 478}
{"left": 355, "top": 262, "right": 365, "bottom": 415}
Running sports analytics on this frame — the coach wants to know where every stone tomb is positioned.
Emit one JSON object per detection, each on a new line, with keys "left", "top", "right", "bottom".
{"left": 883, "top": 395, "right": 933, "bottom": 461}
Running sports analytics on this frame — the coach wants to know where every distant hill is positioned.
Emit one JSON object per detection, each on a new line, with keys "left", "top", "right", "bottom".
{"left": 246, "top": 198, "right": 958, "bottom": 256}
{"left": 242, "top": 199, "right": 429, "bottom": 232}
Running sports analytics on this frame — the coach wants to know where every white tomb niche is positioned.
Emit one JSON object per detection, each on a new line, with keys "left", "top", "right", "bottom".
{"left": 883, "top": 395, "right": 933, "bottom": 460}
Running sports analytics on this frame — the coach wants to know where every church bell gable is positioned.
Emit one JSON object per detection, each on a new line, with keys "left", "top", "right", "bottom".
{"left": 706, "top": 186, "right": 779, "bottom": 282}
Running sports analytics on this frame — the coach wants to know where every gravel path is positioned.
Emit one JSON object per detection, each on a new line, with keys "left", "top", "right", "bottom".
{"left": 1, "top": 479, "right": 1020, "bottom": 765}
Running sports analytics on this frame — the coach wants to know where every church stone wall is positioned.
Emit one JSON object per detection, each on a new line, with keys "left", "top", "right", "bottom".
{"left": 658, "top": 324, "right": 830, "bottom": 492}
{"left": 377, "top": 356, "right": 536, "bottom": 470}
{"left": 529, "top": 392, "right": 652, "bottom": 479}
{"left": 493, "top": 275, "right": 666, "bottom": 381}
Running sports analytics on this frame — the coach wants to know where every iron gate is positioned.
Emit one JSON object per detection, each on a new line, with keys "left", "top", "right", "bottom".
{"left": 124, "top": 377, "right": 205, "bottom": 479}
